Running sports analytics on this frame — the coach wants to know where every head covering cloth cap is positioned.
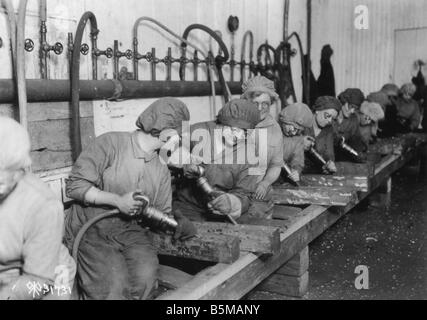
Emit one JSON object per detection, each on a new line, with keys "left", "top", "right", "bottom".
{"left": 381, "top": 83, "right": 399, "bottom": 97}
{"left": 313, "top": 96, "right": 342, "bottom": 113}
{"left": 279, "top": 103, "right": 314, "bottom": 130}
{"left": 241, "top": 76, "right": 279, "bottom": 102}
{"left": 217, "top": 99, "right": 261, "bottom": 130}
{"left": 136, "top": 97, "right": 190, "bottom": 135}
{"left": 360, "top": 101, "right": 385, "bottom": 122}
{"left": 338, "top": 88, "right": 365, "bottom": 108}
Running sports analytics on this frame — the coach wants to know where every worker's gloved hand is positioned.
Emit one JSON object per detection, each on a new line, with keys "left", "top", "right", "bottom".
{"left": 323, "top": 160, "right": 337, "bottom": 174}
{"left": 183, "top": 164, "right": 203, "bottom": 179}
{"left": 303, "top": 136, "right": 316, "bottom": 151}
{"left": 289, "top": 169, "right": 300, "bottom": 183}
{"left": 173, "top": 211, "right": 197, "bottom": 241}
{"left": 116, "top": 192, "right": 146, "bottom": 217}
{"left": 208, "top": 193, "right": 242, "bottom": 220}
{"left": 253, "top": 181, "right": 270, "bottom": 200}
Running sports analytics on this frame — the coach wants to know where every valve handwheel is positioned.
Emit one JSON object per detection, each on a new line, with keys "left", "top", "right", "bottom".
{"left": 80, "top": 43, "right": 90, "bottom": 55}
{"left": 53, "top": 42, "right": 64, "bottom": 55}
{"left": 24, "top": 38, "right": 34, "bottom": 52}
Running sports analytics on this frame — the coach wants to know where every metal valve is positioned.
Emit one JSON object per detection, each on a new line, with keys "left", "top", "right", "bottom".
{"left": 52, "top": 42, "right": 63, "bottom": 55}
{"left": 80, "top": 43, "right": 90, "bottom": 55}
{"left": 24, "top": 39, "right": 35, "bottom": 52}
{"left": 94, "top": 47, "right": 113, "bottom": 58}
{"left": 123, "top": 49, "right": 132, "bottom": 60}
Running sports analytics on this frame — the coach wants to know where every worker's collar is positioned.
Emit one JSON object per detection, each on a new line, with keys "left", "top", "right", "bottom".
{"left": 131, "top": 131, "right": 157, "bottom": 161}
{"left": 256, "top": 114, "right": 276, "bottom": 128}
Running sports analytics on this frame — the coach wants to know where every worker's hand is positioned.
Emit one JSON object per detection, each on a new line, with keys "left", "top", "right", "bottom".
{"left": 253, "top": 181, "right": 270, "bottom": 200}
{"left": 303, "top": 136, "right": 316, "bottom": 151}
{"left": 323, "top": 160, "right": 337, "bottom": 174}
{"left": 208, "top": 193, "right": 242, "bottom": 220}
{"left": 183, "top": 164, "right": 202, "bottom": 179}
{"left": 173, "top": 211, "right": 197, "bottom": 241}
{"left": 289, "top": 169, "right": 300, "bottom": 183}
{"left": 115, "top": 192, "right": 145, "bottom": 217}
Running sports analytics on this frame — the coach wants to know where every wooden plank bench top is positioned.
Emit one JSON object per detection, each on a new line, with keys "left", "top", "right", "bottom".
{"left": 157, "top": 133, "right": 427, "bottom": 300}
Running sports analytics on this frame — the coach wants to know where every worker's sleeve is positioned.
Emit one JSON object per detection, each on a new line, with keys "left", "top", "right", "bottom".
{"left": 153, "top": 164, "right": 173, "bottom": 214}
{"left": 290, "top": 139, "right": 306, "bottom": 174}
{"left": 269, "top": 137, "right": 285, "bottom": 169}
{"left": 229, "top": 166, "right": 259, "bottom": 214}
{"left": 66, "top": 134, "right": 114, "bottom": 202}
{"left": 320, "top": 127, "right": 336, "bottom": 161}
{"left": 22, "top": 200, "right": 64, "bottom": 284}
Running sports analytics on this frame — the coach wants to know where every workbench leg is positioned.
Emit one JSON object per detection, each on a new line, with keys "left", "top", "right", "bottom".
{"left": 371, "top": 177, "right": 392, "bottom": 210}
{"left": 419, "top": 145, "right": 427, "bottom": 177}
{"left": 252, "top": 247, "right": 309, "bottom": 298}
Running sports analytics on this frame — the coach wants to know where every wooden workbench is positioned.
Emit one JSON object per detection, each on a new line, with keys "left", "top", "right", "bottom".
{"left": 156, "top": 133, "right": 427, "bottom": 300}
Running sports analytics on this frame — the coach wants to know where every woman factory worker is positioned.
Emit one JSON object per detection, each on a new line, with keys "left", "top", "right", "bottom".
{"left": 241, "top": 76, "right": 284, "bottom": 201}
{"left": 278, "top": 103, "right": 315, "bottom": 182}
{"left": 392, "top": 83, "right": 421, "bottom": 134}
{"left": 0, "top": 116, "right": 75, "bottom": 300}
{"left": 358, "top": 101, "right": 385, "bottom": 149}
{"left": 173, "top": 99, "right": 265, "bottom": 222}
{"left": 367, "top": 83, "right": 400, "bottom": 137}
{"left": 335, "top": 88, "right": 366, "bottom": 159}
{"left": 305, "top": 96, "right": 342, "bottom": 174}
{"left": 64, "top": 98, "right": 196, "bottom": 300}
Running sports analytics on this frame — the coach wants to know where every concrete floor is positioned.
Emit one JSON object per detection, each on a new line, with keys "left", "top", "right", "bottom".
{"left": 306, "top": 163, "right": 427, "bottom": 300}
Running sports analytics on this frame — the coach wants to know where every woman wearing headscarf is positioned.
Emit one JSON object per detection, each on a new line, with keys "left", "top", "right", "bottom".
{"left": 278, "top": 103, "right": 314, "bottom": 182}
{"left": 367, "top": 83, "right": 399, "bottom": 137}
{"left": 64, "top": 97, "right": 196, "bottom": 300}
{"left": 358, "top": 101, "right": 385, "bottom": 149}
{"left": 305, "top": 96, "right": 342, "bottom": 174}
{"left": 335, "top": 88, "right": 366, "bottom": 160}
{"left": 241, "top": 76, "right": 284, "bottom": 201}
{"left": 174, "top": 99, "right": 266, "bottom": 222}
{"left": 393, "top": 83, "right": 421, "bottom": 133}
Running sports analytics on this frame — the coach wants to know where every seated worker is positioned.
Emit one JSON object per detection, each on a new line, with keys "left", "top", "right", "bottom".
{"left": 64, "top": 98, "right": 196, "bottom": 300}
{"left": 278, "top": 103, "right": 315, "bottom": 183}
{"left": 335, "top": 88, "right": 367, "bottom": 160}
{"left": 241, "top": 76, "right": 284, "bottom": 201}
{"left": 392, "top": 83, "right": 421, "bottom": 134}
{"left": 0, "top": 116, "right": 75, "bottom": 300}
{"left": 358, "top": 101, "right": 385, "bottom": 149}
{"left": 173, "top": 99, "right": 265, "bottom": 223}
{"left": 304, "top": 96, "right": 342, "bottom": 174}
{"left": 367, "top": 83, "right": 399, "bottom": 137}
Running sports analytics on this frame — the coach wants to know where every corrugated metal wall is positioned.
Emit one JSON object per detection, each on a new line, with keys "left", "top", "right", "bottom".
{"left": 311, "top": 0, "right": 427, "bottom": 95}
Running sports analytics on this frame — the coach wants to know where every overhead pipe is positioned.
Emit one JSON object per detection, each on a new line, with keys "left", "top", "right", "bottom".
{"left": 285, "top": 32, "right": 308, "bottom": 104}
{"left": 39, "top": 0, "right": 63, "bottom": 79}
{"left": 306, "top": 0, "right": 312, "bottom": 106}
{"left": 240, "top": 31, "right": 254, "bottom": 83}
{"left": 1, "top": 0, "right": 17, "bottom": 75}
{"left": 132, "top": 17, "right": 209, "bottom": 81}
{"left": 70, "top": 12, "right": 99, "bottom": 160}
{"left": 0, "top": 79, "right": 243, "bottom": 103}
{"left": 180, "top": 24, "right": 231, "bottom": 103}
{"left": 113, "top": 40, "right": 133, "bottom": 79}
{"left": 17, "top": 0, "right": 29, "bottom": 128}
